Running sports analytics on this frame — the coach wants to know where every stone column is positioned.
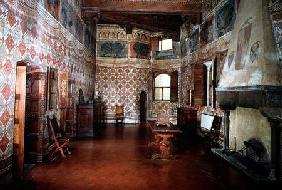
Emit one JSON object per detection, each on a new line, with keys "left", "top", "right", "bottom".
{"left": 203, "top": 61, "right": 213, "bottom": 107}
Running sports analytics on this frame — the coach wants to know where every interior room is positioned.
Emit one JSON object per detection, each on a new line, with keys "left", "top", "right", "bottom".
{"left": 0, "top": 0, "right": 282, "bottom": 189}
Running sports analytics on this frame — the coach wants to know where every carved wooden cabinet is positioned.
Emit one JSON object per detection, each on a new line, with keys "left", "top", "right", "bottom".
{"left": 177, "top": 107, "right": 198, "bottom": 137}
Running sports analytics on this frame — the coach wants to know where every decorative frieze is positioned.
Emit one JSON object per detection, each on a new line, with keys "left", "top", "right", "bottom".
{"left": 97, "top": 24, "right": 127, "bottom": 41}
{"left": 131, "top": 29, "right": 151, "bottom": 44}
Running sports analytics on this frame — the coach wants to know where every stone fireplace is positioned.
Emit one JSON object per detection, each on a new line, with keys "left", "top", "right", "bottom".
{"left": 213, "top": 0, "right": 282, "bottom": 182}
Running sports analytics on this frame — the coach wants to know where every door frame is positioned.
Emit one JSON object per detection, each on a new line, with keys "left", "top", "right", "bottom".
{"left": 13, "top": 61, "right": 27, "bottom": 180}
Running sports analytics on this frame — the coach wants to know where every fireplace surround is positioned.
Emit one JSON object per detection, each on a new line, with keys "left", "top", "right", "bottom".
{"left": 214, "top": 85, "right": 282, "bottom": 182}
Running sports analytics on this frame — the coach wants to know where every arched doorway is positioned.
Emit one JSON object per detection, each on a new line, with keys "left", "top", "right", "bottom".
{"left": 139, "top": 91, "right": 147, "bottom": 123}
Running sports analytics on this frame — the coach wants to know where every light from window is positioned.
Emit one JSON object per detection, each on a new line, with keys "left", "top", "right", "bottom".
{"left": 159, "top": 39, "right": 172, "bottom": 51}
{"left": 154, "top": 74, "right": 170, "bottom": 101}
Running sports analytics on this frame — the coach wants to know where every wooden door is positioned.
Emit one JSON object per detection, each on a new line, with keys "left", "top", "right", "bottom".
{"left": 13, "top": 63, "right": 26, "bottom": 180}
{"left": 25, "top": 70, "right": 46, "bottom": 163}
{"left": 140, "top": 91, "right": 147, "bottom": 123}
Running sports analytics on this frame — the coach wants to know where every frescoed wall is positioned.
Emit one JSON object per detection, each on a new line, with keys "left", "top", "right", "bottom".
{"left": 200, "top": 18, "right": 214, "bottom": 47}
{"left": 219, "top": 0, "right": 280, "bottom": 87}
{"left": 130, "top": 42, "right": 151, "bottom": 59}
{"left": 95, "top": 62, "right": 150, "bottom": 123}
{"left": 97, "top": 42, "right": 128, "bottom": 58}
{"left": 0, "top": 0, "right": 95, "bottom": 179}
{"left": 188, "top": 26, "right": 200, "bottom": 53}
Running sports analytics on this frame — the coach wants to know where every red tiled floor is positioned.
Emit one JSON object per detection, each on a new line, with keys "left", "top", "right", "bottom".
{"left": 6, "top": 124, "right": 279, "bottom": 190}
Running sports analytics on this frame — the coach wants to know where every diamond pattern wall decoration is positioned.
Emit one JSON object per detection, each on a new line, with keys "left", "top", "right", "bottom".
{"left": 0, "top": 134, "right": 9, "bottom": 153}
{"left": 0, "top": 0, "right": 96, "bottom": 177}
{"left": 1, "top": 84, "right": 12, "bottom": 101}
{"left": 0, "top": 109, "right": 10, "bottom": 128}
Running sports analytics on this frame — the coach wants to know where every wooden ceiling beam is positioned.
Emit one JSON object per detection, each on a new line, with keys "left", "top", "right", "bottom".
{"left": 99, "top": 15, "right": 179, "bottom": 38}
{"left": 82, "top": 0, "right": 202, "bottom": 15}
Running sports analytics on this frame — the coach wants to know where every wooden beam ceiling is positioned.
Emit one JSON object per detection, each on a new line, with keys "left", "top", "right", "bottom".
{"left": 81, "top": 0, "right": 203, "bottom": 40}
{"left": 82, "top": 0, "right": 202, "bottom": 14}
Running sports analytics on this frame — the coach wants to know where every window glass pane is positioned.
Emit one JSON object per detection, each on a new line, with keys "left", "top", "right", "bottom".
{"left": 155, "top": 74, "right": 170, "bottom": 87}
{"left": 161, "top": 39, "right": 172, "bottom": 50}
{"left": 155, "top": 88, "right": 162, "bottom": 100}
{"left": 163, "top": 88, "right": 170, "bottom": 100}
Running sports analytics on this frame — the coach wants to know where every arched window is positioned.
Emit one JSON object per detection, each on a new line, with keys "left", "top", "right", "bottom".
{"left": 153, "top": 71, "right": 178, "bottom": 102}
{"left": 154, "top": 74, "right": 171, "bottom": 101}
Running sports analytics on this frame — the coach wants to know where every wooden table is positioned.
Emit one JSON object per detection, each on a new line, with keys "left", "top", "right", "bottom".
{"left": 151, "top": 124, "right": 182, "bottom": 159}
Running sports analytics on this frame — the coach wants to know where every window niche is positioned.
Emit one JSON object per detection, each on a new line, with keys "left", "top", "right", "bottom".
{"left": 153, "top": 71, "right": 178, "bottom": 102}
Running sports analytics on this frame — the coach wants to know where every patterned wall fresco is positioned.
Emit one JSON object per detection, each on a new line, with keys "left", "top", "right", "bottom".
{"left": 0, "top": 0, "right": 95, "bottom": 178}
{"left": 95, "top": 63, "right": 150, "bottom": 123}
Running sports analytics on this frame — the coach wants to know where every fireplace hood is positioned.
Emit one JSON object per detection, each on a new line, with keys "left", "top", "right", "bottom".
{"left": 218, "top": 0, "right": 281, "bottom": 90}
{"left": 216, "top": 0, "right": 282, "bottom": 113}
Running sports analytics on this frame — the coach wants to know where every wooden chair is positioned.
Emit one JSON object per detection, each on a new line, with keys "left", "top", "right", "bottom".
{"left": 47, "top": 115, "right": 71, "bottom": 161}
{"left": 115, "top": 105, "right": 124, "bottom": 124}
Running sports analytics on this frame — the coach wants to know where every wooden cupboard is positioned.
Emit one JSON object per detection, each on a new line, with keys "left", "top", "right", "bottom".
{"left": 76, "top": 101, "right": 104, "bottom": 137}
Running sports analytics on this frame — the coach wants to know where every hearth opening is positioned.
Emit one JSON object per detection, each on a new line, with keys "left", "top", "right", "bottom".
{"left": 235, "top": 138, "right": 271, "bottom": 176}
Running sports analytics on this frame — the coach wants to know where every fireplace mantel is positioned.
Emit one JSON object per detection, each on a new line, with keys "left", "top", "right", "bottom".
{"left": 216, "top": 85, "right": 282, "bottom": 110}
